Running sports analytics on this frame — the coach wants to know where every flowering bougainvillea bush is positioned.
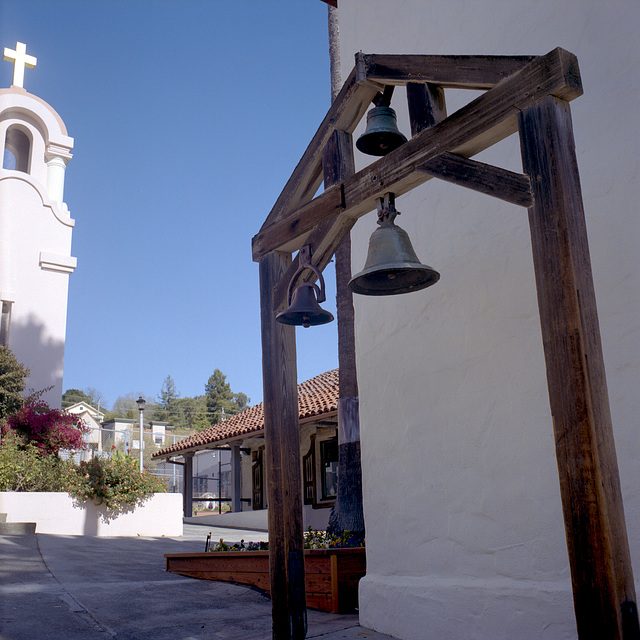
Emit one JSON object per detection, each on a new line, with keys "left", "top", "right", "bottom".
{"left": 0, "top": 394, "right": 87, "bottom": 492}
{"left": 208, "top": 527, "right": 365, "bottom": 552}
{"left": 3, "top": 399, "right": 88, "bottom": 455}
{"left": 0, "top": 347, "right": 165, "bottom": 514}
{"left": 68, "top": 450, "right": 166, "bottom": 512}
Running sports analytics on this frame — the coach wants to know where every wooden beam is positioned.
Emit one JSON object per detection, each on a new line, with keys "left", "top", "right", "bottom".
{"left": 357, "top": 52, "right": 538, "bottom": 89}
{"left": 273, "top": 82, "right": 448, "bottom": 311}
{"left": 519, "top": 95, "right": 638, "bottom": 639}
{"left": 252, "top": 47, "right": 582, "bottom": 262}
{"left": 259, "top": 68, "right": 380, "bottom": 231}
{"left": 418, "top": 152, "right": 533, "bottom": 208}
{"left": 407, "top": 82, "right": 446, "bottom": 134}
{"left": 407, "top": 84, "right": 531, "bottom": 214}
{"left": 253, "top": 184, "right": 344, "bottom": 260}
{"left": 341, "top": 47, "right": 581, "bottom": 218}
{"left": 260, "top": 53, "right": 537, "bottom": 237}
{"left": 259, "top": 252, "right": 307, "bottom": 640}
{"left": 271, "top": 212, "right": 353, "bottom": 310}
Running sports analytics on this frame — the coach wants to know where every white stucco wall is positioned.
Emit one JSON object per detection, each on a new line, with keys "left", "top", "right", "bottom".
{"left": 0, "top": 88, "right": 75, "bottom": 408}
{"left": 337, "top": 2, "right": 639, "bottom": 638}
{"left": 0, "top": 492, "right": 182, "bottom": 537}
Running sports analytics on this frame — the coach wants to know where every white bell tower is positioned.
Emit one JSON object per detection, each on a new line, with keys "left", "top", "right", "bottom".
{"left": 1, "top": 42, "right": 77, "bottom": 407}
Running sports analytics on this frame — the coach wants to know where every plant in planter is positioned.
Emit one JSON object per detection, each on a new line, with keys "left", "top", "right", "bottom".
{"left": 166, "top": 527, "right": 366, "bottom": 613}
{"left": 207, "top": 527, "right": 365, "bottom": 553}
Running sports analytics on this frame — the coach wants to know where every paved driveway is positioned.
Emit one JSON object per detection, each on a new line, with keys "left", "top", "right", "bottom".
{"left": 0, "top": 525, "right": 393, "bottom": 640}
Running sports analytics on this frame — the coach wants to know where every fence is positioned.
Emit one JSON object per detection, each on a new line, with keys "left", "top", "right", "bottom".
{"left": 62, "top": 425, "right": 232, "bottom": 509}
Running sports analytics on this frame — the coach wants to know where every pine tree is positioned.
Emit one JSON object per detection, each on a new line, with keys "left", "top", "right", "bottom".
{"left": 204, "top": 369, "right": 250, "bottom": 425}
{"left": 204, "top": 369, "right": 234, "bottom": 425}
{"left": 157, "top": 375, "right": 180, "bottom": 423}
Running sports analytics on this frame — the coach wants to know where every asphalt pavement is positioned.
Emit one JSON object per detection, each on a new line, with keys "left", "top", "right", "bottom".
{"left": 0, "top": 523, "right": 394, "bottom": 640}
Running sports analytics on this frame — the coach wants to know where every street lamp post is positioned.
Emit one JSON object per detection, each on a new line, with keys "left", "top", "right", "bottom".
{"left": 136, "top": 396, "right": 145, "bottom": 473}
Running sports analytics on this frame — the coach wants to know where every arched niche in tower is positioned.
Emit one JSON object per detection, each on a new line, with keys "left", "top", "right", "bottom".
{"left": 2, "top": 125, "right": 32, "bottom": 173}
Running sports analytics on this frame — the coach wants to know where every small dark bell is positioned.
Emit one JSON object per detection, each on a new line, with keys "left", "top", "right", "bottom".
{"left": 276, "top": 283, "right": 334, "bottom": 328}
{"left": 356, "top": 105, "right": 408, "bottom": 156}
{"left": 349, "top": 220, "right": 440, "bottom": 296}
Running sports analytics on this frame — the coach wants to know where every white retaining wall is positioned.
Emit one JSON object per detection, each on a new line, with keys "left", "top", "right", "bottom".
{"left": 0, "top": 492, "right": 182, "bottom": 537}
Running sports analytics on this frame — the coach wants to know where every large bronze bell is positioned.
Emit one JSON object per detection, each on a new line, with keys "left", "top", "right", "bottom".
{"left": 276, "top": 245, "right": 334, "bottom": 328}
{"left": 356, "top": 105, "right": 408, "bottom": 156}
{"left": 276, "top": 282, "right": 334, "bottom": 328}
{"left": 349, "top": 194, "right": 440, "bottom": 296}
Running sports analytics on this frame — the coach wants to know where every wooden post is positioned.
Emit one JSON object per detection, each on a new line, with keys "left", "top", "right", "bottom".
{"left": 183, "top": 452, "right": 193, "bottom": 518}
{"left": 406, "top": 82, "right": 446, "bottom": 134}
{"left": 519, "top": 95, "right": 639, "bottom": 639}
{"left": 259, "top": 251, "right": 307, "bottom": 640}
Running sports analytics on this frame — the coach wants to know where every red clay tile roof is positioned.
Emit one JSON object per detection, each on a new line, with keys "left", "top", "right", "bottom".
{"left": 153, "top": 369, "right": 339, "bottom": 458}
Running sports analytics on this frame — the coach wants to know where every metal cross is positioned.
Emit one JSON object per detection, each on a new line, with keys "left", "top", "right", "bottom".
{"left": 3, "top": 42, "right": 37, "bottom": 89}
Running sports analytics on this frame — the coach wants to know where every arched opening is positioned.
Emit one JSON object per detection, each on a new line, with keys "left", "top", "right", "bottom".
{"left": 3, "top": 126, "right": 31, "bottom": 173}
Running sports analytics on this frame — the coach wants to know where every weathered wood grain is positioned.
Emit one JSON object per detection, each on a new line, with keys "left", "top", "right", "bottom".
{"left": 165, "top": 549, "right": 366, "bottom": 614}
{"left": 252, "top": 184, "right": 344, "bottom": 261}
{"left": 259, "top": 69, "right": 379, "bottom": 232}
{"left": 407, "top": 82, "right": 446, "bottom": 134}
{"left": 519, "top": 95, "right": 638, "bottom": 639}
{"left": 270, "top": 131, "right": 357, "bottom": 309}
{"left": 259, "top": 252, "right": 306, "bottom": 639}
{"left": 252, "top": 48, "right": 582, "bottom": 262}
{"left": 418, "top": 152, "right": 533, "bottom": 208}
{"left": 358, "top": 52, "right": 538, "bottom": 89}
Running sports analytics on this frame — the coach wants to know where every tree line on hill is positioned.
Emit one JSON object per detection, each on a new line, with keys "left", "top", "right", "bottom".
{"left": 62, "top": 369, "right": 250, "bottom": 433}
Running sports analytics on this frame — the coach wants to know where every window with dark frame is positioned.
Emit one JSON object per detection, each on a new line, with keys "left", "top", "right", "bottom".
{"left": 252, "top": 447, "right": 264, "bottom": 510}
{"left": 320, "top": 438, "right": 338, "bottom": 500}
{"left": 303, "top": 436, "right": 316, "bottom": 505}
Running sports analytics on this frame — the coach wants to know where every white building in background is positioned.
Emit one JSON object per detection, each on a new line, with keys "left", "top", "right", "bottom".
{"left": 334, "top": 2, "right": 639, "bottom": 639}
{"left": 0, "top": 42, "right": 76, "bottom": 408}
{"left": 66, "top": 401, "right": 106, "bottom": 455}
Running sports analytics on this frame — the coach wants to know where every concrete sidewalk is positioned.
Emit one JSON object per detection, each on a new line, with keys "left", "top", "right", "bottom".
{"left": 0, "top": 524, "right": 394, "bottom": 640}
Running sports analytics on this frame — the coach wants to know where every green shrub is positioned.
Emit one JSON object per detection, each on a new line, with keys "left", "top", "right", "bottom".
{"left": 0, "top": 432, "right": 73, "bottom": 492}
{"left": 68, "top": 450, "right": 166, "bottom": 512}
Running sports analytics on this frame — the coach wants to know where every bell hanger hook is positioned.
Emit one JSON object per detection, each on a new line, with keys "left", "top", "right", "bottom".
{"left": 275, "top": 245, "right": 334, "bottom": 328}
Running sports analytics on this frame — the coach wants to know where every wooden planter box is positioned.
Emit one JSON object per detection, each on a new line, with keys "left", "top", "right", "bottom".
{"left": 164, "top": 548, "right": 366, "bottom": 613}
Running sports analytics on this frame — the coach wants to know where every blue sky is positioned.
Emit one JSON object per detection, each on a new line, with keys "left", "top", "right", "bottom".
{"left": 1, "top": 0, "right": 340, "bottom": 408}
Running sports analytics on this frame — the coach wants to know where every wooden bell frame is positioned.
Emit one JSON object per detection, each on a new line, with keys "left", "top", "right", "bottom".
{"left": 252, "top": 49, "right": 638, "bottom": 639}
